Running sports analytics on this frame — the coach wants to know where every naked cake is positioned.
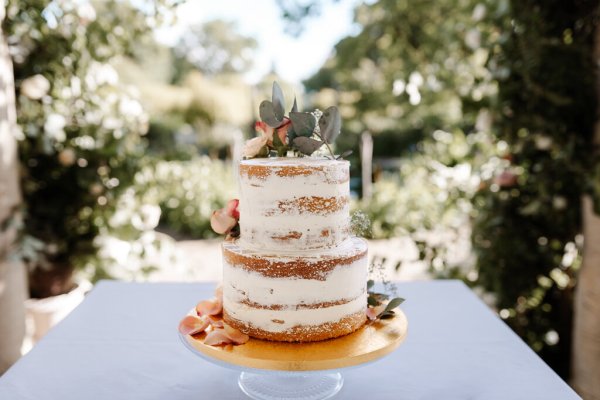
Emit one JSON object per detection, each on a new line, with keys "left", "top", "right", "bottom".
{"left": 221, "top": 157, "right": 368, "bottom": 342}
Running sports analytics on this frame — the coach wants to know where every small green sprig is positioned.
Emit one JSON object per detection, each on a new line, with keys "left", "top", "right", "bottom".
{"left": 367, "top": 279, "right": 405, "bottom": 319}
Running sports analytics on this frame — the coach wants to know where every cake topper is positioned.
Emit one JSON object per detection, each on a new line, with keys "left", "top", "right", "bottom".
{"left": 244, "top": 81, "right": 352, "bottom": 159}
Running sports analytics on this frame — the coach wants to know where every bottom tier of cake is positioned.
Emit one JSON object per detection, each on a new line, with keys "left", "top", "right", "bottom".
{"left": 221, "top": 237, "right": 368, "bottom": 342}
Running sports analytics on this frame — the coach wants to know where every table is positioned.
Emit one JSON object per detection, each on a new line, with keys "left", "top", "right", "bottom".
{"left": 0, "top": 280, "right": 581, "bottom": 400}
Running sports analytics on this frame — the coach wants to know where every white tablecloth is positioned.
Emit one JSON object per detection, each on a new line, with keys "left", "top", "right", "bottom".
{"left": 0, "top": 280, "right": 581, "bottom": 399}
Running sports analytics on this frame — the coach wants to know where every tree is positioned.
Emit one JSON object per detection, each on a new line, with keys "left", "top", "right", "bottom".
{"left": 3, "top": 0, "right": 176, "bottom": 297}
{"left": 303, "top": 0, "right": 499, "bottom": 157}
{"left": 172, "top": 20, "right": 257, "bottom": 82}
{"left": 288, "top": 0, "right": 600, "bottom": 383}
{"left": 571, "top": 21, "right": 600, "bottom": 400}
{"left": 0, "top": 0, "right": 26, "bottom": 374}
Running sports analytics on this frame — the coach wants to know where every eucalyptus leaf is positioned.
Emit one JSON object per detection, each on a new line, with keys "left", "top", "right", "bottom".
{"left": 293, "top": 137, "right": 324, "bottom": 155}
{"left": 272, "top": 81, "right": 285, "bottom": 121}
{"left": 379, "top": 311, "right": 396, "bottom": 319}
{"left": 319, "top": 106, "right": 342, "bottom": 144}
{"left": 291, "top": 96, "right": 298, "bottom": 113}
{"left": 289, "top": 112, "right": 316, "bottom": 137}
{"left": 259, "top": 100, "right": 282, "bottom": 128}
{"left": 367, "top": 279, "right": 375, "bottom": 290}
{"left": 367, "top": 296, "right": 379, "bottom": 307}
{"left": 256, "top": 145, "right": 269, "bottom": 158}
{"left": 378, "top": 297, "right": 405, "bottom": 317}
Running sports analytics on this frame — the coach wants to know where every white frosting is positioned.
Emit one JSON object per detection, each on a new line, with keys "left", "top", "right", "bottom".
{"left": 238, "top": 157, "right": 350, "bottom": 252}
{"left": 223, "top": 256, "right": 368, "bottom": 306}
{"left": 221, "top": 157, "right": 368, "bottom": 338}
{"left": 223, "top": 293, "right": 366, "bottom": 332}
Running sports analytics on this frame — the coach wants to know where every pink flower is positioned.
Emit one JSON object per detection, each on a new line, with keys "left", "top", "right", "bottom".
{"left": 243, "top": 135, "right": 268, "bottom": 158}
{"left": 225, "top": 199, "right": 239, "bottom": 220}
{"left": 366, "top": 304, "right": 386, "bottom": 321}
{"left": 274, "top": 117, "right": 291, "bottom": 146}
{"left": 210, "top": 199, "right": 240, "bottom": 235}
{"left": 255, "top": 121, "right": 274, "bottom": 142}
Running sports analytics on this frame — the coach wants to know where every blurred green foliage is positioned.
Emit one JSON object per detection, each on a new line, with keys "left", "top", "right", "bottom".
{"left": 4, "top": 0, "right": 177, "bottom": 295}
{"left": 304, "top": 0, "right": 499, "bottom": 150}
{"left": 471, "top": 0, "right": 598, "bottom": 377}
{"left": 300, "top": 0, "right": 598, "bottom": 377}
{"left": 135, "top": 157, "right": 236, "bottom": 239}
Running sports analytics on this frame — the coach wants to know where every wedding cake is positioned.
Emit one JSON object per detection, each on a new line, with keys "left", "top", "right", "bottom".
{"left": 221, "top": 157, "right": 368, "bottom": 342}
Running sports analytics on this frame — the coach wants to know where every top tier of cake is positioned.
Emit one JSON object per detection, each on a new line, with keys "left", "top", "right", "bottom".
{"left": 238, "top": 157, "right": 350, "bottom": 252}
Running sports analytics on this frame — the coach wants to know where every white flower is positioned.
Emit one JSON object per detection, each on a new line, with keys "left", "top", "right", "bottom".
{"left": 119, "top": 97, "right": 143, "bottom": 118}
{"left": 44, "top": 113, "right": 66, "bottom": 142}
{"left": 21, "top": 74, "right": 50, "bottom": 100}
{"left": 131, "top": 204, "right": 161, "bottom": 231}
{"left": 77, "top": 3, "right": 97, "bottom": 23}
{"left": 243, "top": 135, "right": 268, "bottom": 158}
{"left": 535, "top": 135, "right": 553, "bottom": 150}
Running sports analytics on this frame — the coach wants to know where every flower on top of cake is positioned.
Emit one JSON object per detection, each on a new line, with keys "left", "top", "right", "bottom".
{"left": 178, "top": 284, "right": 250, "bottom": 346}
{"left": 243, "top": 81, "right": 352, "bottom": 160}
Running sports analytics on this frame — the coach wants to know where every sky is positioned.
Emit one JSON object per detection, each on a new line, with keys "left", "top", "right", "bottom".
{"left": 155, "top": 0, "right": 361, "bottom": 84}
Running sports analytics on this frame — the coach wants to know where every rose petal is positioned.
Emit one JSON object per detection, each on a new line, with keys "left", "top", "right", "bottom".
{"left": 204, "top": 328, "right": 233, "bottom": 346}
{"left": 196, "top": 298, "right": 223, "bottom": 316}
{"left": 243, "top": 136, "right": 268, "bottom": 158}
{"left": 210, "top": 210, "right": 237, "bottom": 234}
{"left": 366, "top": 304, "right": 386, "bottom": 321}
{"left": 275, "top": 118, "right": 291, "bottom": 146}
{"left": 255, "top": 121, "right": 274, "bottom": 141}
{"left": 225, "top": 199, "right": 240, "bottom": 219}
{"left": 209, "top": 315, "right": 224, "bottom": 328}
{"left": 224, "top": 323, "right": 250, "bottom": 344}
{"left": 178, "top": 315, "right": 210, "bottom": 335}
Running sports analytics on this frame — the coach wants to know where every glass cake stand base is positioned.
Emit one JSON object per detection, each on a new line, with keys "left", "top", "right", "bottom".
{"left": 238, "top": 371, "right": 343, "bottom": 400}
{"left": 179, "top": 310, "right": 407, "bottom": 400}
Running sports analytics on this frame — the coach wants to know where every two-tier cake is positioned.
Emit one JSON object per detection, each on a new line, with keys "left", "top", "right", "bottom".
{"left": 221, "top": 157, "right": 369, "bottom": 342}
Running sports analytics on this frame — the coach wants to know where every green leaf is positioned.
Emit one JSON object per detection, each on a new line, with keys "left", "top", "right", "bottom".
{"left": 259, "top": 100, "right": 282, "bottom": 128}
{"left": 367, "top": 279, "right": 375, "bottom": 290}
{"left": 367, "top": 296, "right": 379, "bottom": 307}
{"left": 379, "top": 311, "right": 396, "bottom": 319}
{"left": 272, "top": 81, "right": 285, "bottom": 121}
{"left": 289, "top": 112, "right": 316, "bottom": 137}
{"left": 378, "top": 297, "right": 405, "bottom": 318}
{"left": 293, "top": 137, "right": 323, "bottom": 155}
{"left": 291, "top": 96, "right": 298, "bottom": 113}
{"left": 256, "top": 145, "right": 269, "bottom": 158}
{"left": 273, "top": 131, "right": 287, "bottom": 156}
{"left": 319, "top": 106, "right": 341, "bottom": 143}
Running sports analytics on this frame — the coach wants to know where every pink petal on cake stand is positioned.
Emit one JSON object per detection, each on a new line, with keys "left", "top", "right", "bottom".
{"left": 208, "top": 315, "right": 224, "bottom": 328}
{"left": 196, "top": 299, "right": 222, "bottom": 316}
{"left": 178, "top": 315, "right": 210, "bottom": 335}
{"left": 224, "top": 323, "right": 250, "bottom": 344}
{"left": 204, "top": 329, "right": 233, "bottom": 346}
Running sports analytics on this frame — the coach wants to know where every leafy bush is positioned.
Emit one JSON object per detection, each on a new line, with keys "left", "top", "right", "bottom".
{"left": 4, "top": 0, "right": 176, "bottom": 295}
{"left": 135, "top": 157, "right": 237, "bottom": 239}
{"left": 356, "top": 130, "right": 500, "bottom": 275}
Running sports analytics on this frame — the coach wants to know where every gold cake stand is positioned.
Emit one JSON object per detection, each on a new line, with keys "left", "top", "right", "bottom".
{"left": 179, "top": 310, "right": 408, "bottom": 399}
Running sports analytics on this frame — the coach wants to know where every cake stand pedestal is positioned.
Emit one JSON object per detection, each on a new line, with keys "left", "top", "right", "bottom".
{"left": 179, "top": 310, "right": 408, "bottom": 400}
